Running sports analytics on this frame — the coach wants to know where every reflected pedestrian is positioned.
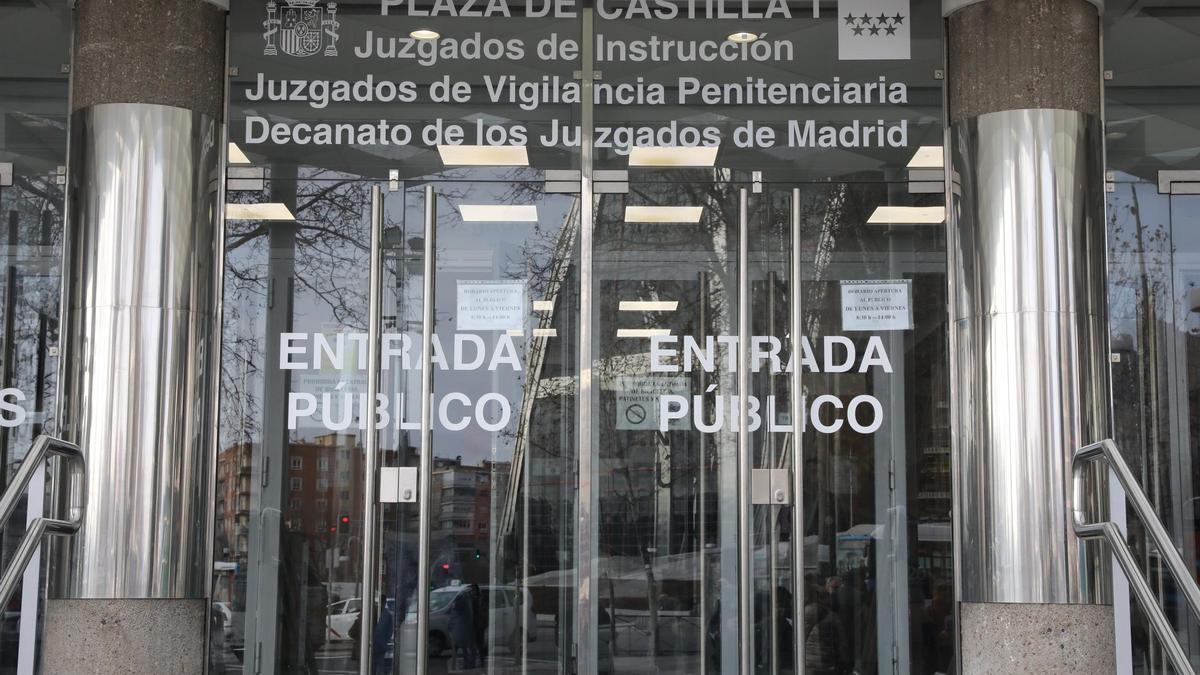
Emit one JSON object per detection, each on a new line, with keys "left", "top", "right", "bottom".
{"left": 469, "top": 584, "right": 489, "bottom": 663}
{"left": 450, "top": 588, "right": 478, "bottom": 669}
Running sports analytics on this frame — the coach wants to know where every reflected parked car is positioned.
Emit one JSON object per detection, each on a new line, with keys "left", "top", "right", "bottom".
{"left": 327, "top": 597, "right": 361, "bottom": 641}
{"left": 400, "top": 584, "right": 536, "bottom": 657}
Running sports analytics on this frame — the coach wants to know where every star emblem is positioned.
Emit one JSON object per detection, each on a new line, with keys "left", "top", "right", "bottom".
{"left": 884, "top": 25, "right": 897, "bottom": 35}
{"left": 859, "top": 13, "right": 870, "bottom": 22}
{"left": 844, "top": 13, "right": 855, "bottom": 25}
{"left": 876, "top": 13, "right": 888, "bottom": 23}
{"left": 891, "top": 12, "right": 905, "bottom": 24}
{"left": 852, "top": 25, "right": 865, "bottom": 35}
{"left": 868, "top": 25, "right": 881, "bottom": 35}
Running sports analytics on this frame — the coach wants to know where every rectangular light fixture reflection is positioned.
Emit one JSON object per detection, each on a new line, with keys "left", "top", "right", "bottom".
{"left": 228, "top": 143, "right": 251, "bottom": 165}
{"left": 619, "top": 301, "right": 679, "bottom": 312}
{"left": 438, "top": 144, "right": 529, "bottom": 166}
{"left": 226, "top": 203, "right": 295, "bottom": 221}
{"left": 629, "top": 146, "right": 719, "bottom": 167}
{"left": 625, "top": 206, "right": 703, "bottom": 223}
{"left": 867, "top": 206, "right": 946, "bottom": 224}
{"left": 906, "top": 146, "right": 943, "bottom": 169}
{"left": 617, "top": 328, "right": 671, "bottom": 338}
{"left": 458, "top": 205, "right": 538, "bottom": 222}
{"left": 533, "top": 300, "right": 554, "bottom": 312}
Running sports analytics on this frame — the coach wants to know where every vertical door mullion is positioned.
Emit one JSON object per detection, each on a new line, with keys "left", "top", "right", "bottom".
{"left": 790, "top": 187, "right": 805, "bottom": 675}
{"left": 577, "top": 7, "right": 597, "bottom": 675}
{"left": 359, "top": 184, "right": 385, "bottom": 672}
{"left": 737, "top": 187, "right": 753, "bottom": 675}
{"left": 698, "top": 269, "right": 709, "bottom": 675}
{"left": 415, "top": 185, "right": 437, "bottom": 675}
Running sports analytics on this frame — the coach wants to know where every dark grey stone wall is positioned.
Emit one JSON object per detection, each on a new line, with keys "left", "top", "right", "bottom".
{"left": 948, "top": 0, "right": 1100, "bottom": 123}
{"left": 72, "top": 0, "right": 225, "bottom": 120}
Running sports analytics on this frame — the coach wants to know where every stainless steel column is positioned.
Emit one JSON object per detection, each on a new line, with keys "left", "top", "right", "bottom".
{"left": 42, "top": 2, "right": 224, "bottom": 672}
{"left": 53, "top": 103, "right": 220, "bottom": 598}
{"left": 947, "top": 0, "right": 1115, "bottom": 669}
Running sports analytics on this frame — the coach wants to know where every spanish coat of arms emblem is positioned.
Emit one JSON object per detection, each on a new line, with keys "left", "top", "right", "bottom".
{"left": 263, "top": 0, "right": 340, "bottom": 57}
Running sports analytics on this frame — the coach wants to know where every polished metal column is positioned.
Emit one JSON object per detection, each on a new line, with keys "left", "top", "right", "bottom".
{"left": 53, "top": 102, "right": 220, "bottom": 598}
{"left": 946, "top": 0, "right": 1115, "bottom": 670}
{"left": 42, "top": 1, "right": 224, "bottom": 672}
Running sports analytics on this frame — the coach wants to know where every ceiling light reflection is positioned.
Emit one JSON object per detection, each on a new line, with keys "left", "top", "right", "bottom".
{"left": 619, "top": 301, "right": 679, "bottom": 312}
{"left": 628, "top": 146, "right": 719, "bottom": 167}
{"left": 867, "top": 206, "right": 946, "bottom": 224}
{"left": 625, "top": 206, "right": 704, "bottom": 223}
{"left": 226, "top": 203, "right": 295, "bottom": 221}
{"left": 458, "top": 204, "right": 538, "bottom": 222}
{"left": 438, "top": 144, "right": 529, "bottom": 166}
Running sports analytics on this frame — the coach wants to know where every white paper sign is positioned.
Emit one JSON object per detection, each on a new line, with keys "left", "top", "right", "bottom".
{"left": 840, "top": 279, "right": 913, "bottom": 331}
{"left": 457, "top": 281, "right": 526, "bottom": 331}
{"left": 613, "top": 376, "right": 689, "bottom": 431}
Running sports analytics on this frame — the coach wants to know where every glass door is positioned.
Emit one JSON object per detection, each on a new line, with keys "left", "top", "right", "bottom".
{"left": 588, "top": 172, "right": 754, "bottom": 675}
{"left": 1106, "top": 184, "right": 1200, "bottom": 673}
{"left": 343, "top": 173, "right": 950, "bottom": 675}
{"left": 372, "top": 179, "right": 581, "bottom": 675}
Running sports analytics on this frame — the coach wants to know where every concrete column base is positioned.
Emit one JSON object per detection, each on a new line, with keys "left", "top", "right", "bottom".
{"left": 960, "top": 602, "right": 1114, "bottom": 672}
{"left": 42, "top": 598, "right": 206, "bottom": 674}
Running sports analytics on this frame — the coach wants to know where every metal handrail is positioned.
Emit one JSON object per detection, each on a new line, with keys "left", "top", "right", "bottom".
{"left": 0, "top": 435, "right": 86, "bottom": 610}
{"left": 1074, "top": 438, "right": 1200, "bottom": 675}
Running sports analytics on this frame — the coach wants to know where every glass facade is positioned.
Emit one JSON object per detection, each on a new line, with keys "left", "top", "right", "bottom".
{"left": 1104, "top": 2, "right": 1200, "bottom": 671}
{"left": 214, "top": 2, "right": 951, "bottom": 673}
{"left": 0, "top": 0, "right": 1196, "bottom": 674}
{"left": 0, "top": 3, "right": 70, "bottom": 673}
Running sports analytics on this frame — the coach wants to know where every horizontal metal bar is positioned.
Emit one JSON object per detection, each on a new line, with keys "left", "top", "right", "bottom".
{"left": 544, "top": 170, "right": 580, "bottom": 182}
{"left": 908, "top": 181, "right": 944, "bottom": 194}
{"left": 1158, "top": 170, "right": 1200, "bottom": 194}
{"left": 593, "top": 170, "right": 628, "bottom": 182}
{"left": 226, "top": 166, "right": 264, "bottom": 179}
{"left": 225, "top": 178, "right": 265, "bottom": 192}
{"left": 593, "top": 182, "right": 628, "bottom": 194}
{"left": 544, "top": 181, "right": 581, "bottom": 194}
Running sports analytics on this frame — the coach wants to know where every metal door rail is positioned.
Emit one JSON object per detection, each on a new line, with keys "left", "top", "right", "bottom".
{"left": 1073, "top": 438, "right": 1200, "bottom": 675}
{"left": 0, "top": 435, "right": 86, "bottom": 610}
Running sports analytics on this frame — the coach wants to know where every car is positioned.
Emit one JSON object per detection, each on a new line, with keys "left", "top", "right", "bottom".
{"left": 399, "top": 584, "right": 537, "bottom": 658}
{"left": 326, "top": 597, "right": 361, "bottom": 642}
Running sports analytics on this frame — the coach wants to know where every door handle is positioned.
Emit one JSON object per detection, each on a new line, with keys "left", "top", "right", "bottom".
{"left": 379, "top": 467, "right": 418, "bottom": 503}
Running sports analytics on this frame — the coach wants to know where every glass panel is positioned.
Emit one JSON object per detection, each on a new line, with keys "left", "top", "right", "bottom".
{"left": 213, "top": 177, "right": 377, "bottom": 673}
{"left": 0, "top": 3, "right": 70, "bottom": 673}
{"left": 788, "top": 183, "right": 949, "bottom": 675}
{"left": 385, "top": 181, "right": 580, "bottom": 675}
{"left": 591, "top": 177, "right": 744, "bottom": 674}
{"left": 587, "top": 175, "right": 950, "bottom": 675}
{"left": 1104, "top": 1, "right": 1200, "bottom": 178}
